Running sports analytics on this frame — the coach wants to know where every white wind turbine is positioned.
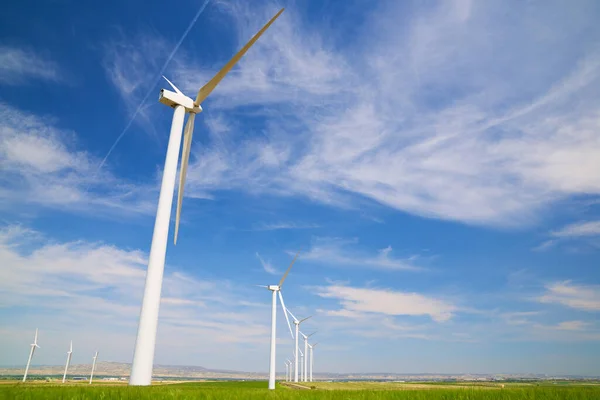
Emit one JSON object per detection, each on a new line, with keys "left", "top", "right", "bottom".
{"left": 89, "top": 351, "right": 99, "bottom": 384}
{"left": 299, "top": 331, "right": 316, "bottom": 382}
{"left": 22, "top": 328, "right": 40, "bottom": 382}
{"left": 308, "top": 342, "right": 318, "bottom": 382}
{"left": 286, "top": 359, "right": 292, "bottom": 382}
{"left": 129, "top": 8, "right": 285, "bottom": 386}
{"left": 258, "top": 251, "right": 299, "bottom": 390}
{"left": 286, "top": 309, "right": 311, "bottom": 383}
{"left": 62, "top": 341, "right": 73, "bottom": 383}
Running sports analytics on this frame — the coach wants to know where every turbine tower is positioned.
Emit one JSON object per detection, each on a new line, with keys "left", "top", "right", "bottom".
{"left": 287, "top": 309, "right": 311, "bottom": 382}
{"left": 89, "top": 351, "right": 99, "bottom": 384}
{"left": 298, "top": 347, "right": 304, "bottom": 382}
{"left": 308, "top": 342, "right": 318, "bottom": 382}
{"left": 129, "top": 8, "right": 285, "bottom": 386}
{"left": 300, "top": 331, "right": 316, "bottom": 382}
{"left": 22, "top": 328, "right": 40, "bottom": 382}
{"left": 258, "top": 251, "right": 299, "bottom": 390}
{"left": 62, "top": 341, "right": 73, "bottom": 383}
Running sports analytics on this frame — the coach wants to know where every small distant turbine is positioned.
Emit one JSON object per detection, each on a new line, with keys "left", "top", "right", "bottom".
{"left": 285, "top": 359, "right": 292, "bottom": 382}
{"left": 300, "top": 331, "right": 316, "bottom": 382}
{"left": 22, "top": 328, "right": 40, "bottom": 382}
{"left": 258, "top": 251, "right": 299, "bottom": 390}
{"left": 287, "top": 309, "right": 311, "bottom": 383}
{"left": 129, "top": 8, "right": 285, "bottom": 387}
{"left": 89, "top": 351, "right": 99, "bottom": 384}
{"left": 308, "top": 342, "right": 318, "bottom": 382}
{"left": 62, "top": 341, "right": 73, "bottom": 383}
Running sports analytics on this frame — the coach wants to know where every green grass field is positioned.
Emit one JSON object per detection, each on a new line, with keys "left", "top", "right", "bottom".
{"left": 1, "top": 380, "right": 599, "bottom": 399}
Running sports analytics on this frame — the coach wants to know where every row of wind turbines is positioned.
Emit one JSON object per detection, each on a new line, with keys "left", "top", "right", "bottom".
{"left": 261, "top": 253, "right": 321, "bottom": 388}
{"left": 22, "top": 329, "right": 99, "bottom": 384}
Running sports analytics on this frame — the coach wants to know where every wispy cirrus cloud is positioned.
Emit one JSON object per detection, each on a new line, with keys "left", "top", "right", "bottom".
{"left": 314, "top": 284, "right": 458, "bottom": 323}
{"left": 0, "top": 225, "right": 278, "bottom": 367}
{"left": 252, "top": 221, "right": 320, "bottom": 231}
{"left": 0, "top": 45, "right": 61, "bottom": 84}
{"left": 0, "top": 103, "right": 155, "bottom": 217}
{"left": 537, "top": 281, "right": 600, "bottom": 311}
{"left": 255, "top": 252, "right": 277, "bottom": 275}
{"left": 298, "top": 237, "right": 422, "bottom": 271}
{"left": 163, "top": 0, "right": 600, "bottom": 228}
{"left": 551, "top": 221, "right": 600, "bottom": 238}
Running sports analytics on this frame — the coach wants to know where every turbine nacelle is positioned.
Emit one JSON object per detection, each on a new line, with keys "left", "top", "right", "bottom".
{"left": 267, "top": 285, "right": 280, "bottom": 291}
{"left": 159, "top": 89, "right": 202, "bottom": 114}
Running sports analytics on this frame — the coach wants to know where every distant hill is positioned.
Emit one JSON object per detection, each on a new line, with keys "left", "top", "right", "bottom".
{"left": 1, "top": 362, "right": 598, "bottom": 381}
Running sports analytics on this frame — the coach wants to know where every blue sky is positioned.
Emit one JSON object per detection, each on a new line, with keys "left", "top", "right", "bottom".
{"left": 1, "top": 0, "right": 600, "bottom": 376}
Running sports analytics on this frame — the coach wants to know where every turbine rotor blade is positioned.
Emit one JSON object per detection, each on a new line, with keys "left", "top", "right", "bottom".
{"left": 308, "top": 331, "right": 317, "bottom": 337}
{"left": 162, "top": 76, "right": 183, "bottom": 95}
{"left": 194, "top": 8, "right": 285, "bottom": 106}
{"left": 174, "top": 113, "right": 196, "bottom": 245}
{"left": 278, "top": 291, "right": 294, "bottom": 338}
{"left": 299, "top": 315, "right": 312, "bottom": 324}
{"left": 286, "top": 308, "right": 298, "bottom": 323}
{"left": 279, "top": 250, "right": 300, "bottom": 287}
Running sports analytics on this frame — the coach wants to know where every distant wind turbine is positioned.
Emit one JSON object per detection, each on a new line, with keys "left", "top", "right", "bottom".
{"left": 62, "top": 341, "right": 73, "bottom": 383}
{"left": 89, "top": 351, "right": 99, "bottom": 384}
{"left": 129, "top": 8, "right": 285, "bottom": 387}
{"left": 286, "top": 359, "right": 292, "bottom": 382}
{"left": 22, "top": 328, "right": 40, "bottom": 382}
{"left": 308, "top": 342, "right": 318, "bottom": 382}
{"left": 258, "top": 251, "right": 299, "bottom": 390}
{"left": 287, "top": 309, "right": 311, "bottom": 383}
{"left": 300, "top": 331, "right": 316, "bottom": 382}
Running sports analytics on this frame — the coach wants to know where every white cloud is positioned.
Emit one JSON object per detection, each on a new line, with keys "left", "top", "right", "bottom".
{"left": 300, "top": 237, "right": 421, "bottom": 271}
{"left": 0, "top": 103, "right": 155, "bottom": 216}
{"left": 154, "top": 0, "right": 600, "bottom": 228}
{"left": 314, "top": 284, "right": 458, "bottom": 322}
{"left": 255, "top": 252, "right": 278, "bottom": 275}
{"left": 253, "top": 221, "right": 320, "bottom": 231}
{"left": 0, "top": 225, "right": 282, "bottom": 367}
{"left": 551, "top": 221, "right": 600, "bottom": 238}
{"left": 0, "top": 45, "right": 61, "bottom": 84}
{"left": 538, "top": 281, "right": 600, "bottom": 311}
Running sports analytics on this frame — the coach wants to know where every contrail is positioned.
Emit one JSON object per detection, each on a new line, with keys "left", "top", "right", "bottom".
{"left": 96, "top": 0, "right": 211, "bottom": 173}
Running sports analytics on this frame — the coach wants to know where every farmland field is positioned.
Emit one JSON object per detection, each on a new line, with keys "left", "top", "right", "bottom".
{"left": 0, "top": 380, "right": 599, "bottom": 399}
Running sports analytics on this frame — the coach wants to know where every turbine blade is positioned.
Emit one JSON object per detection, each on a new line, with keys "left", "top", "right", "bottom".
{"left": 174, "top": 113, "right": 196, "bottom": 245}
{"left": 162, "top": 76, "right": 183, "bottom": 95}
{"left": 69, "top": 341, "right": 72, "bottom": 352}
{"left": 278, "top": 291, "right": 294, "bottom": 338}
{"left": 286, "top": 308, "right": 298, "bottom": 323}
{"left": 299, "top": 315, "right": 312, "bottom": 324}
{"left": 313, "top": 342, "right": 319, "bottom": 347}
{"left": 308, "top": 331, "right": 317, "bottom": 337}
{"left": 194, "top": 8, "right": 284, "bottom": 106}
{"left": 278, "top": 250, "right": 300, "bottom": 287}
{"left": 255, "top": 284, "right": 269, "bottom": 288}
{"left": 34, "top": 328, "right": 38, "bottom": 344}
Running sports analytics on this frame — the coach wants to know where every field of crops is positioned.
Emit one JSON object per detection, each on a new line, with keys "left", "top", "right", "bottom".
{"left": 1, "top": 380, "right": 599, "bottom": 399}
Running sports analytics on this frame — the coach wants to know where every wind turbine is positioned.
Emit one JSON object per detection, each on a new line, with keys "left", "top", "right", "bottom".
{"left": 258, "top": 251, "right": 299, "bottom": 390}
{"left": 89, "top": 351, "right": 99, "bottom": 384}
{"left": 286, "top": 359, "right": 292, "bottom": 382}
{"left": 308, "top": 342, "right": 318, "bottom": 382}
{"left": 62, "top": 341, "right": 73, "bottom": 383}
{"left": 286, "top": 309, "right": 311, "bottom": 382}
{"left": 300, "top": 331, "right": 316, "bottom": 382}
{"left": 22, "top": 328, "right": 40, "bottom": 382}
{"left": 129, "top": 8, "right": 285, "bottom": 386}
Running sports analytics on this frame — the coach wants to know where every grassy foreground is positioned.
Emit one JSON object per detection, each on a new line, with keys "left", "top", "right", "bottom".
{"left": 1, "top": 380, "right": 599, "bottom": 399}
